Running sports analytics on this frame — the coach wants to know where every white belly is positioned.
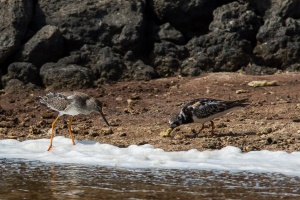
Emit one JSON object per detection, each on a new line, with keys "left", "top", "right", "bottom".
{"left": 58, "top": 107, "right": 86, "bottom": 116}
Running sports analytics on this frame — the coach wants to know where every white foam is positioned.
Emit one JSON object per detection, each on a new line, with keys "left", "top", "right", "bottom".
{"left": 0, "top": 136, "right": 299, "bottom": 176}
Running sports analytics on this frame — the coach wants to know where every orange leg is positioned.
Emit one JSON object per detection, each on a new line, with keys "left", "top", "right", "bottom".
{"left": 198, "top": 123, "right": 205, "bottom": 133}
{"left": 210, "top": 121, "right": 215, "bottom": 135}
{"left": 48, "top": 116, "right": 60, "bottom": 151}
{"left": 68, "top": 116, "right": 75, "bottom": 145}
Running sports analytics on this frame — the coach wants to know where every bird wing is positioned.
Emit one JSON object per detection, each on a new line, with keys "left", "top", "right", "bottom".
{"left": 43, "top": 92, "right": 74, "bottom": 112}
{"left": 183, "top": 98, "right": 231, "bottom": 118}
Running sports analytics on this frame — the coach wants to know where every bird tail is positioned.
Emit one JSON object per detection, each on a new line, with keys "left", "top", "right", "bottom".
{"left": 35, "top": 96, "right": 47, "bottom": 106}
{"left": 231, "top": 98, "right": 249, "bottom": 107}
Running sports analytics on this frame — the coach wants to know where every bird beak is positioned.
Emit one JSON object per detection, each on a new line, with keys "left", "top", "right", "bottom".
{"left": 98, "top": 108, "right": 111, "bottom": 129}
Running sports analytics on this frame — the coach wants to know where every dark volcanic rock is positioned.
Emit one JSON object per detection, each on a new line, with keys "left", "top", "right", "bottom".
{"left": 14, "top": 25, "right": 64, "bottom": 68}
{"left": 253, "top": 0, "right": 300, "bottom": 70}
{"left": 0, "top": 0, "right": 33, "bottom": 63}
{"left": 181, "top": 2, "right": 262, "bottom": 76}
{"left": 254, "top": 16, "right": 300, "bottom": 69}
{"left": 184, "top": 32, "right": 252, "bottom": 76}
{"left": 4, "top": 79, "right": 37, "bottom": 93}
{"left": 209, "top": 2, "right": 262, "bottom": 43}
{"left": 125, "top": 60, "right": 157, "bottom": 81}
{"left": 150, "top": 41, "right": 188, "bottom": 77}
{"left": 150, "top": 0, "right": 232, "bottom": 38}
{"left": 242, "top": 63, "right": 278, "bottom": 75}
{"left": 1, "top": 62, "right": 40, "bottom": 86}
{"left": 2, "top": 0, "right": 300, "bottom": 89}
{"left": 90, "top": 47, "right": 125, "bottom": 82}
{"left": 40, "top": 62, "right": 94, "bottom": 89}
{"left": 32, "top": 0, "right": 146, "bottom": 54}
{"left": 154, "top": 23, "right": 185, "bottom": 44}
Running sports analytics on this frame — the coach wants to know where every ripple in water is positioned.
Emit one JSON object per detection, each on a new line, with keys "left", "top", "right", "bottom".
{"left": 0, "top": 159, "right": 299, "bottom": 199}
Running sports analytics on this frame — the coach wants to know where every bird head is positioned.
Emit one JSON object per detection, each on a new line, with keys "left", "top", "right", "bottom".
{"left": 169, "top": 114, "right": 183, "bottom": 128}
{"left": 90, "top": 98, "right": 111, "bottom": 129}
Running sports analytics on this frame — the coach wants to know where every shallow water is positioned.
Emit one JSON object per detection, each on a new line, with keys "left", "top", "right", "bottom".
{"left": 0, "top": 159, "right": 300, "bottom": 200}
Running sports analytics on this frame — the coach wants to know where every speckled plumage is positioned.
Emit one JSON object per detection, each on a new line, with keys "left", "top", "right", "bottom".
{"left": 36, "top": 91, "right": 111, "bottom": 151}
{"left": 37, "top": 92, "right": 105, "bottom": 116}
{"left": 169, "top": 98, "right": 248, "bottom": 136}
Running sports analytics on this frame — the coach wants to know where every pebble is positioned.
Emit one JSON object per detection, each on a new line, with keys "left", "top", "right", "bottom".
{"left": 99, "top": 128, "right": 113, "bottom": 136}
{"left": 236, "top": 89, "right": 249, "bottom": 94}
{"left": 90, "top": 132, "right": 99, "bottom": 137}
{"left": 248, "top": 80, "right": 279, "bottom": 87}
{"left": 119, "top": 133, "right": 127, "bottom": 137}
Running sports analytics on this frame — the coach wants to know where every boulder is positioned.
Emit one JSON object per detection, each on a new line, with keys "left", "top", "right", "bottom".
{"left": 183, "top": 32, "right": 252, "bottom": 76}
{"left": 182, "top": 2, "right": 261, "bottom": 76}
{"left": 14, "top": 25, "right": 64, "bottom": 67}
{"left": 90, "top": 47, "right": 125, "bottom": 81}
{"left": 150, "top": 41, "right": 188, "bottom": 77}
{"left": 154, "top": 23, "right": 185, "bottom": 44}
{"left": 209, "top": 2, "right": 262, "bottom": 43}
{"left": 1, "top": 62, "right": 40, "bottom": 86}
{"left": 40, "top": 62, "right": 94, "bottom": 89}
{"left": 4, "top": 79, "right": 37, "bottom": 93}
{"left": 124, "top": 56, "right": 157, "bottom": 81}
{"left": 0, "top": 0, "right": 33, "bottom": 63}
{"left": 150, "top": 0, "right": 232, "bottom": 38}
{"left": 32, "top": 0, "right": 146, "bottom": 54}
{"left": 254, "top": 0, "right": 300, "bottom": 69}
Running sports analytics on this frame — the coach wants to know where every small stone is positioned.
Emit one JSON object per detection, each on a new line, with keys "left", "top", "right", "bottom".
{"left": 245, "top": 145, "right": 254, "bottom": 151}
{"left": 286, "top": 138, "right": 292, "bottom": 144}
{"left": 90, "top": 132, "right": 99, "bottom": 137}
{"left": 248, "top": 80, "right": 279, "bottom": 87}
{"left": 266, "top": 137, "right": 273, "bottom": 144}
{"left": 174, "top": 134, "right": 184, "bottom": 140}
{"left": 261, "top": 127, "right": 273, "bottom": 134}
{"left": 115, "top": 96, "right": 123, "bottom": 101}
{"left": 0, "top": 121, "right": 15, "bottom": 128}
{"left": 236, "top": 89, "right": 249, "bottom": 94}
{"left": 7, "top": 135, "right": 18, "bottom": 139}
{"left": 29, "top": 125, "right": 42, "bottom": 135}
{"left": 292, "top": 117, "right": 300, "bottom": 122}
{"left": 99, "top": 128, "right": 113, "bottom": 136}
{"left": 130, "top": 94, "right": 141, "bottom": 100}
{"left": 138, "top": 141, "right": 148, "bottom": 145}
{"left": 8, "top": 99, "right": 15, "bottom": 103}
{"left": 19, "top": 121, "right": 26, "bottom": 127}
{"left": 127, "top": 99, "right": 136, "bottom": 106}
{"left": 41, "top": 112, "right": 55, "bottom": 119}
{"left": 0, "top": 128, "right": 8, "bottom": 134}
{"left": 123, "top": 108, "right": 131, "bottom": 113}
{"left": 119, "top": 133, "right": 127, "bottom": 137}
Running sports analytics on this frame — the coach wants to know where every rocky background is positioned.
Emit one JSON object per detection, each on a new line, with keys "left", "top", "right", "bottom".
{"left": 1, "top": 0, "right": 300, "bottom": 92}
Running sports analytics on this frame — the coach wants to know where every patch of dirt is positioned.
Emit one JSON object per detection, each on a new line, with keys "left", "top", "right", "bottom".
{"left": 1, "top": 72, "right": 300, "bottom": 152}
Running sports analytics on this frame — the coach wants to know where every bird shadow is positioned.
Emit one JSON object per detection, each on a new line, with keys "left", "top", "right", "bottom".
{"left": 184, "top": 131, "right": 256, "bottom": 138}
{"left": 216, "top": 131, "right": 256, "bottom": 137}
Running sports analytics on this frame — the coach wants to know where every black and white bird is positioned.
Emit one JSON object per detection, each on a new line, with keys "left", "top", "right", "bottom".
{"left": 36, "top": 91, "right": 112, "bottom": 151}
{"left": 169, "top": 98, "right": 248, "bottom": 136}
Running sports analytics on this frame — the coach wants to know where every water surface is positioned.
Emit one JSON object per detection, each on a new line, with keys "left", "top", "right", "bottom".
{"left": 0, "top": 159, "right": 299, "bottom": 199}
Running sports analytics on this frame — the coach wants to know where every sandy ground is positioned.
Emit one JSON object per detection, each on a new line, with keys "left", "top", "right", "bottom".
{"left": 1, "top": 72, "right": 300, "bottom": 152}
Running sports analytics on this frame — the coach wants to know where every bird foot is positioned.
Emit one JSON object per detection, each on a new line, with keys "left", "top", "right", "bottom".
{"left": 185, "top": 131, "right": 200, "bottom": 138}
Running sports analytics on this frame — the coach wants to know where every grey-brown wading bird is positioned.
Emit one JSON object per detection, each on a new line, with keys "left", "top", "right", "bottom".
{"left": 169, "top": 98, "right": 248, "bottom": 137}
{"left": 36, "top": 92, "right": 112, "bottom": 151}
